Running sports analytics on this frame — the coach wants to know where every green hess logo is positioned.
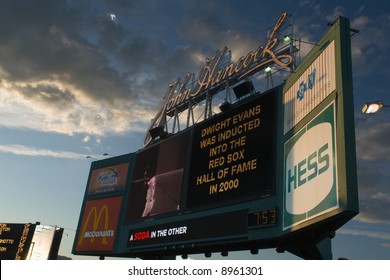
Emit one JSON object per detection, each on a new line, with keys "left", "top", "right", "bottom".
{"left": 283, "top": 103, "right": 338, "bottom": 230}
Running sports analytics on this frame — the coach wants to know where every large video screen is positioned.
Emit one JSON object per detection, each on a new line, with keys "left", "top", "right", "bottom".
{"left": 124, "top": 131, "right": 190, "bottom": 222}
{"left": 186, "top": 91, "right": 277, "bottom": 209}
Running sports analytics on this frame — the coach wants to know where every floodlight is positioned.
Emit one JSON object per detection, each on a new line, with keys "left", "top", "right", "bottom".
{"left": 361, "top": 101, "right": 389, "bottom": 114}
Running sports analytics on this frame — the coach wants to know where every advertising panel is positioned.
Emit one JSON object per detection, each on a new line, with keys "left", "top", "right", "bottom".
{"left": 186, "top": 91, "right": 276, "bottom": 209}
{"left": 0, "top": 223, "right": 36, "bottom": 260}
{"left": 124, "top": 131, "right": 190, "bottom": 222}
{"left": 283, "top": 41, "right": 336, "bottom": 134}
{"left": 87, "top": 163, "right": 129, "bottom": 195}
{"left": 75, "top": 196, "right": 122, "bottom": 252}
{"left": 283, "top": 102, "right": 338, "bottom": 230}
{"left": 127, "top": 211, "right": 247, "bottom": 248}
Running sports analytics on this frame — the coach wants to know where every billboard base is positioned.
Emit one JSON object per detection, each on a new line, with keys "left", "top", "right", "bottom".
{"left": 278, "top": 236, "right": 333, "bottom": 260}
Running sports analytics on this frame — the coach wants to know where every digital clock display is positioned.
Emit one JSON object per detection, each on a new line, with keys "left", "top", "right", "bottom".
{"left": 248, "top": 209, "right": 276, "bottom": 226}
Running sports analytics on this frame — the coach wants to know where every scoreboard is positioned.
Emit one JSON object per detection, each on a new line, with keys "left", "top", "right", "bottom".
{"left": 73, "top": 15, "right": 359, "bottom": 259}
{"left": 0, "top": 223, "right": 36, "bottom": 260}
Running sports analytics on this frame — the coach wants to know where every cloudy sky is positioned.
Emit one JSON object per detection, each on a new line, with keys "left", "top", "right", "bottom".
{"left": 0, "top": 0, "right": 389, "bottom": 260}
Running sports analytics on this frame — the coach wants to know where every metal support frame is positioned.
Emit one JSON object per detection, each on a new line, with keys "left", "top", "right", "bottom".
{"left": 186, "top": 100, "right": 195, "bottom": 128}
{"left": 266, "top": 71, "right": 274, "bottom": 90}
{"left": 171, "top": 109, "right": 180, "bottom": 134}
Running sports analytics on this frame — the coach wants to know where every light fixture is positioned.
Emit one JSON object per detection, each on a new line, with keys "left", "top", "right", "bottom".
{"left": 283, "top": 35, "right": 292, "bottom": 43}
{"left": 219, "top": 101, "right": 232, "bottom": 112}
{"left": 221, "top": 250, "right": 228, "bottom": 257}
{"left": 361, "top": 101, "right": 389, "bottom": 114}
{"left": 250, "top": 248, "right": 259, "bottom": 255}
{"left": 283, "top": 35, "right": 318, "bottom": 46}
{"left": 233, "top": 80, "right": 255, "bottom": 99}
{"left": 148, "top": 126, "right": 165, "bottom": 140}
{"left": 103, "top": 153, "right": 113, "bottom": 157}
{"left": 276, "top": 247, "right": 285, "bottom": 253}
{"left": 264, "top": 66, "right": 272, "bottom": 72}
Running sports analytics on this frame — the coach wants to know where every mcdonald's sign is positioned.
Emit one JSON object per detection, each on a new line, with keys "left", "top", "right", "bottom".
{"left": 75, "top": 196, "right": 122, "bottom": 252}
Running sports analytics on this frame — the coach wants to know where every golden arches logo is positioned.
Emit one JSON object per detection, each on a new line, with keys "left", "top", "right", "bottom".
{"left": 78, "top": 205, "right": 109, "bottom": 245}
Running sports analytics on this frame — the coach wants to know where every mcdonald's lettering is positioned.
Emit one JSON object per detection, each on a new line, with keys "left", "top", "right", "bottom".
{"left": 76, "top": 196, "right": 122, "bottom": 252}
{"left": 79, "top": 205, "right": 111, "bottom": 245}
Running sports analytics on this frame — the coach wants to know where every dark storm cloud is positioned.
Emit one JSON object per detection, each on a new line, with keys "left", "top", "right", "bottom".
{"left": 16, "top": 83, "right": 76, "bottom": 110}
{"left": 179, "top": 13, "right": 222, "bottom": 45}
{"left": 356, "top": 118, "right": 390, "bottom": 162}
{"left": 354, "top": 117, "right": 390, "bottom": 223}
{"left": 0, "top": 0, "right": 287, "bottom": 112}
{"left": 0, "top": 0, "right": 238, "bottom": 135}
{"left": 0, "top": 0, "right": 135, "bottom": 103}
{"left": 357, "top": 164, "right": 390, "bottom": 223}
{"left": 176, "top": 0, "right": 269, "bottom": 52}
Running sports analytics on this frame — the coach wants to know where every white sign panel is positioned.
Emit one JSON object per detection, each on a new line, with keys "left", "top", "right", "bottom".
{"left": 284, "top": 41, "right": 336, "bottom": 134}
{"left": 283, "top": 102, "right": 338, "bottom": 230}
{"left": 27, "top": 225, "right": 56, "bottom": 260}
